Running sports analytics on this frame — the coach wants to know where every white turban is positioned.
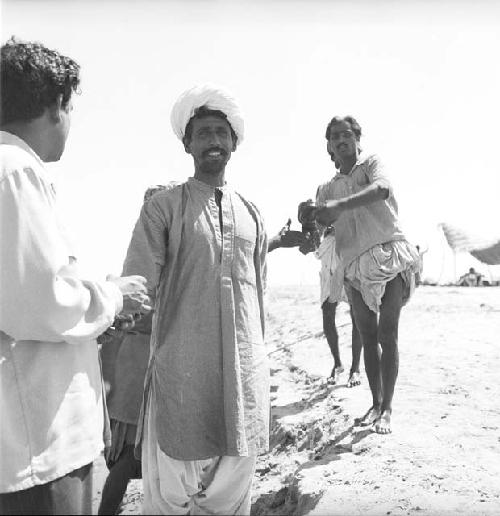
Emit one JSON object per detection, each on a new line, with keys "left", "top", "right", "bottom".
{"left": 170, "top": 84, "right": 244, "bottom": 146}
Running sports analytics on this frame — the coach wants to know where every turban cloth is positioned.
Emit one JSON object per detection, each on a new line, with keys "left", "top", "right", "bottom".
{"left": 170, "top": 84, "right": 244, "bottom": 146}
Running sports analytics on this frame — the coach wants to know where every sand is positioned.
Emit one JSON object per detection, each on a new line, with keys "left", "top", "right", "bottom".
{"left": 92, "top": 285, "right": 500, "bottom": 515}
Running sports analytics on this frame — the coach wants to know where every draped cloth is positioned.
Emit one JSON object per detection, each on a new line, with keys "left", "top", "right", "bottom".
{"left": 440, "top": 223, "right": 500, "bottom": 265}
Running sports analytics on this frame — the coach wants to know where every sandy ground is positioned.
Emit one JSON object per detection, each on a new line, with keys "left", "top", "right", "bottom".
{"left": 92, "top": 285, "right": 500, "bottom": 515}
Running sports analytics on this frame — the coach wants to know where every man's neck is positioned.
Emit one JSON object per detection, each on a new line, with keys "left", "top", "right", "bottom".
{"left": 339, "top": 153, "right": 358, "bottom": 175}
{"left": 1, "top": 121, "right": 48, "bottom": 161}
{"left": 193, "top": 168, "right": 226, "bottom": 187}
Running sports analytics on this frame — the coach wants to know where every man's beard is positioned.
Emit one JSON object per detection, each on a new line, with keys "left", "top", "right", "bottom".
{"left": 197, "top": 150, "right": 229, "bottom": 175}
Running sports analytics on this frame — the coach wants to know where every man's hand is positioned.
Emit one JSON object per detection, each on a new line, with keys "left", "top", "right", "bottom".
{"left": 107, "top": 275, "right": 152, "bottom": 317}
{"left": 314, "top": 200, "right": 344, "bottom": 227}
{"left": 278, "top": 219, "right": 307, "bottom": 248}
{"left": 268, "top": 219, "right": 308, "bottom": 252}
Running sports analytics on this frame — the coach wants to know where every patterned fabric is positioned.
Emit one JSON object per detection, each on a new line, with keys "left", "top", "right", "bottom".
{"left": 123, "top": 177, "right": 269, "bottom": 460}
{"left": 344, "top": 240, "right": 419, "bottom": 313}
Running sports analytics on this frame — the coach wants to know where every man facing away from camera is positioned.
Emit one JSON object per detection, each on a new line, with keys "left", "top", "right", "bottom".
{"left": 122, "top": 85, "right": 269, "bottom": 515}
{"left": 0, "top": 37, "right": 150, "bottom": 515}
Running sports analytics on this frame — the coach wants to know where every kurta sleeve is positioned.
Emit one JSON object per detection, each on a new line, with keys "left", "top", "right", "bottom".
{"left": 121, "top": 196, "right": 168, "bottom": 296}
{"left": 0, "top": 167, "right": 123, "bottom": 344}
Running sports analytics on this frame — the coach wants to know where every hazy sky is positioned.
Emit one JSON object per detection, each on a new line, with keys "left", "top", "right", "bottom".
{"left": 3, "top": 0, "right": 500, "bottom": 284}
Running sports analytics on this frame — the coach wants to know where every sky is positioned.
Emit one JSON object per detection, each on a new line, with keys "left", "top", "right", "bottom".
{"left": 3, "top": 0, "right": 500, "bottom": 285}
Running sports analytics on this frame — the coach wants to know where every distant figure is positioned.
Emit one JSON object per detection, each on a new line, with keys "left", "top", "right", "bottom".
{"left": 316, "top": 230, "right": 363, "bottom": 387}
{"left": 458, "top": 267, "right": 483, "bottom": 287}
{"left": 309, "top": 115, "right": 419, "bottom": 434}
{"left": 299, "top": 152, "right": 362, "bottom": 387}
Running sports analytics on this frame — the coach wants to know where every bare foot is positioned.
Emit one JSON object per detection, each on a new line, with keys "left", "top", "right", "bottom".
{"left": 355, "top": 406, "right": 381, "bottom": 426}
{"left": 347, "top": 371, "right": 361, "bottom": 388}
{"left": 327, "top": 365, "right": 344, "bottom": 385}
{"left": 372, "top": 410, "right": 392, "bottom": 434}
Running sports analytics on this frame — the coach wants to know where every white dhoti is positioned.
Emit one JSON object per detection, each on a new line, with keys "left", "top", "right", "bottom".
{"left": 142, "top": 389, "right": 257, "bottom": 515}
{"left": 316, "top": 234, "right": 348, "bottom": 306}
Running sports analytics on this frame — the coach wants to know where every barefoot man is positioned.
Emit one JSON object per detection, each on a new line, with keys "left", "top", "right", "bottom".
{"left": 310, "top": 116, "right": 419, "bottom": 434}
{"left": 309, "top": 148, "right": 363, "bottom": 387}
{"left": 122, "top": 85, "right": 269, "bottom": 514}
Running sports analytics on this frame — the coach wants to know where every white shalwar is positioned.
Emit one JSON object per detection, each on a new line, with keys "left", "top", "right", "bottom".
{"left": 142, "top": 386, "right": 256, "bottom": 516}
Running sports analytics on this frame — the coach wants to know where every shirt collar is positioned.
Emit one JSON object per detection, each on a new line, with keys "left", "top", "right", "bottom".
{"left": 188, "top": 176, "right": 229, "bottom": 194}
{"left": 332, "top": 151, "right": 368, "bottom": 180}
{"left": 0, "top": 131, "right": 44, "bottom": 167}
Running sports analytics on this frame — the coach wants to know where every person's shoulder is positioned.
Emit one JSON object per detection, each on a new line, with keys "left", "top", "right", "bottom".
{"left": 360, "top": 152, "right": 382, "bottom": 167}
{"left": 0, "top": 143, "right": 40, "bottom": 182}
{"left": 143, "top": 181, "right": 183, "bottom": 204}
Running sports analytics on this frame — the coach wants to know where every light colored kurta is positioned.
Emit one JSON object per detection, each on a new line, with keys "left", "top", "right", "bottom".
{"left": 316, "top": 153, "right": 406, "bottom": 266}
{"left": 123, "top": 177, "right": 269, "bottom": 461}
{"left": 316, "top": 153, "right": 418, "bottom": 312}
{"left": 0, "top": 131, "right": 122, "bottom": 492}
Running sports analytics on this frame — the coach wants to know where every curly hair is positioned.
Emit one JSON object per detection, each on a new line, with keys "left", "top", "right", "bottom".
{"left": 183, "top": 105, "right": 237, "bottom": 145}
{"left": 1, "top": 36, "right": 80, "bottom": 125}
{"left": 324, "top": 115, "right": 362, "bottom": 141}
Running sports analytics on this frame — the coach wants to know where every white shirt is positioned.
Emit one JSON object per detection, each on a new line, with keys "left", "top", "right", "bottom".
{"left": 0, "top": 131, "right": 122, "bottom": 492}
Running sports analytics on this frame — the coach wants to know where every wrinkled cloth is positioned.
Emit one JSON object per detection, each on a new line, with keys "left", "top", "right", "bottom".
{"left": 142, "top": 386, "right": 256, "bottom": 515}
{"left": 344, "top": 240, "right": 419, "bottom": 313}
{"left": 316, "top": 153, "right": 406, "bottom": 266}
{"left": 123, "top": 177, "right": 269, "bottom": 461}
{"left": 107, "top": 332, "right": 150, "bottom": 425}
{"left": 0, "top": 131, "right": 121, "bottom": 493}
{"left": 315, "top": 233, "right": 347, "bottom": 305}
{"left": 105, "top": 420, "right": 139, "bottom": 474}
{"left": 170, "top": 84, "right": 244, "bottom": 145}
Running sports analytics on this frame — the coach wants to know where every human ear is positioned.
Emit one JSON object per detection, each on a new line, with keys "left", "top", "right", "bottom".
{"left": 47, "top": 95, "right": 64, "bottom": 123}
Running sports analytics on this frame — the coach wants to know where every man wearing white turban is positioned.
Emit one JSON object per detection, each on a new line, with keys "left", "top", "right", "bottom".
{"left": 122, "top": 85, "right": 268, "bottom": 515}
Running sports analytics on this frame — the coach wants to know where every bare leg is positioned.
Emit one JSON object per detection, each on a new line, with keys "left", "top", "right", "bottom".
{"left": 98, "top": 446, "right": 140, "bottom": 515}
{"left": 322, "top": 301, "right": 344, "bottom": 382}
{"left": 372, "top": 275, "right": 404, "bottom": 434}
{"left": 347, "top": 305, "right": 363, "bottom": 387}
{"left": 350, "top": 286, "right": 381, "bottom": 423}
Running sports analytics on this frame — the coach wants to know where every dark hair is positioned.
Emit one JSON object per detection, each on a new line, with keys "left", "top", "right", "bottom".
{"left": 183, "top": 105, "right": 237, "bottom": 145}
{"left": 1, "top": 37, "right": 80, "bottom": 125}
{"left": 325, "top": 115, "right": 362, "bottom": 141}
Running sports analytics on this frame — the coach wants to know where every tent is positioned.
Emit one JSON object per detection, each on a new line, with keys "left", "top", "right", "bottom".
{"left": 439, "top": 223, "right": 500, "bottom": 266}
{"left": 422, "top": 223, "right": 500, "bottom": 285}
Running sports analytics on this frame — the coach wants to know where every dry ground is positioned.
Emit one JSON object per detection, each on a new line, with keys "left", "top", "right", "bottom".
{"left": 93, "top": 286, "right": 500, "bottom": 515}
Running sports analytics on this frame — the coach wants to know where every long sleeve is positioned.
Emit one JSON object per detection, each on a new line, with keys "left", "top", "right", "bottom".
{"left": 121, "top": 196, "right": 168, "bottom": 295}
{"left": 0, "top": 164, "right": 122, "bottom": 344}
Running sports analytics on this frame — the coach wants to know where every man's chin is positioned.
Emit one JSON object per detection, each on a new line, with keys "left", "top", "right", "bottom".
{"left": 200, "top": 160, "right": 227, "bottom": 175}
